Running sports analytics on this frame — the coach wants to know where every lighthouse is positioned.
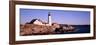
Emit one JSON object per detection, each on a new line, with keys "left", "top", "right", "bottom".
{"left": 48, "top": 12, "right": 52, "bottom": 26}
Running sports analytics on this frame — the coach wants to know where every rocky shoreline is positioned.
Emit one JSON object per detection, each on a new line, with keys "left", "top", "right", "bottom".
{"left": 20, "top": 23, "right": 76, "bottom": 36}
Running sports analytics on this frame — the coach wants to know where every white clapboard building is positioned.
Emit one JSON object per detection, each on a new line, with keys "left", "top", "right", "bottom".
{"left": 27, "top": 12, "right": 52, "bottom": 26}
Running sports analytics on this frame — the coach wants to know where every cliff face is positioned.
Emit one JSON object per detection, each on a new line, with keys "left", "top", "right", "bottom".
{"left": 20, "top": 23, "right": 75, "bottom": 36}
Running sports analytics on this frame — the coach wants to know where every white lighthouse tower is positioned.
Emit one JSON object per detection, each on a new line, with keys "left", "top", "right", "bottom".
{"left": 48, "top": 12, "right": 52, "bottom": 26}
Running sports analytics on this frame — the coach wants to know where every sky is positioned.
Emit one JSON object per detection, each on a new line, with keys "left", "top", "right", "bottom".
{"left": 20, "top": 8, "right": 90, "bottom": 25}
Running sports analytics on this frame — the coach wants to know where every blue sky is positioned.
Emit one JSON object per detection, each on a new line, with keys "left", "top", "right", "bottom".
{"left": 20, "top": 8, "right": 90, "bottom": 25}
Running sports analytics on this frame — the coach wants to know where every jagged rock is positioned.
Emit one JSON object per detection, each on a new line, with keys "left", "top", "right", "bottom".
{"left": 20, "top": 24, "right": 56, "bottom": 36}
{"left": 20, "top": 23, "right": 76, "bottom": 36}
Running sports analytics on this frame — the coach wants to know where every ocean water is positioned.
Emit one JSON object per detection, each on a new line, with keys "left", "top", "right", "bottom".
{"left": 61, "top": 25, "right": 90, "bottom": 34}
